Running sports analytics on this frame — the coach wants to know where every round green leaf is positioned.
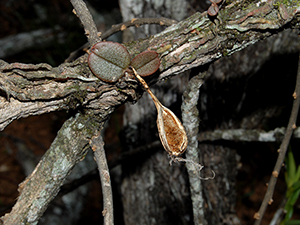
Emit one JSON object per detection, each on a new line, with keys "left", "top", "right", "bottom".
{"left": 130, "top": 50, "right": 160, "bottom": 77}
{"left": 88, "top": 41, "right": 131, "bottom": 82}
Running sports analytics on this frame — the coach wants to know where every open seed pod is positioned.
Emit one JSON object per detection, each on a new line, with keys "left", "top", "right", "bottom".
{"left": 88, "top": 41, "right": 131, "bottom": 82}
{"left": 130, "top": 67, "right": 188, "bottom": 156}
{"left": 156, "top": 102, "right": 188, "bottom": 156}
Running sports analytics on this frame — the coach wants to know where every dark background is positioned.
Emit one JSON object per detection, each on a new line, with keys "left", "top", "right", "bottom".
{"left": 0, "top": 0, "right": 299, "bottom": 224}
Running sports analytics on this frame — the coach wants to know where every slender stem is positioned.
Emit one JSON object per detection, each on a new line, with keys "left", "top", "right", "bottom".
{"left": 181, "top": 74, "right": 206, "bottom": 224}
{"left": 130, "top": 67, "right": 162, "bottom": 110}
{"left": 254, "top": 57, "right": 300, "bottom": 224}
{"left": 70, "top": 0, "right": 100, "bottom": 46}
{"left": 101, "top": 17, "right": 177, "bottom": 39}
{"left": 65, "top": 17, "right": 177, "bottom": 62}
{"left": 90, "top": 134, "right": 114, "bottom": 225}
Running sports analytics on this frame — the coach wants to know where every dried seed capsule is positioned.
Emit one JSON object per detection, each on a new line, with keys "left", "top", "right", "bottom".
{"left": 130, "top": 67, "right": 188, "bottom": 156}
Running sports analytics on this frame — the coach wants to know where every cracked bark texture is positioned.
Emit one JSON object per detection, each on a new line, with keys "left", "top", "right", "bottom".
{"left": 119, "top": 0, "right": 192, "bottom": 224}
{"left": 181, "top": 74, "right": 207, "bottom": 225}
{"left": 0, "top": 0, "right": 300, "bottom": 224}
{"left": 119, "top": 1, "right": 300, "bottom": 225}
{"left": 196, "top": 29, "right": 300, "bottom": 225}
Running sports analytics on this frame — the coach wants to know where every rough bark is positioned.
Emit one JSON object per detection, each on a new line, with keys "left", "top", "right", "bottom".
{"left": 0, "top": 0, "right": 299, "bottom": 224}
{"left": 118, "top": 1, "right": 300, "bottom": 225}
{"left": 119, "top": 1, "right": 192, "bottom": 225}
{"left": 1, "top": 61, "right": 130, "bottom": 224}
{"left": 121, "top": 151, "right": 192, "bottom": 225}
{"left": 90, "top": 134, "right": 114, "bottom": 225}
{"left": 1, "top": 113, "right": 100, "bottom": 224}
{"left": 1, "top": 1, "right": 299, "bottom": 130}
{"left": 181, "top": 74, "right": 207, "bottom": 225}
{"left": 196, "top": 24, "right": 300, "bottom": 225}
{"left": 200, "top": 144, "right": 240, "bottom": 225}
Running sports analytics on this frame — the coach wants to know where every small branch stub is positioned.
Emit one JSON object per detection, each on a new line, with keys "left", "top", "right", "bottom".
{"left": 272, "top": 171, "right": 279, "bottom": 178}
{"left": 254, "top": 212, "right": 260, "bottom": 220}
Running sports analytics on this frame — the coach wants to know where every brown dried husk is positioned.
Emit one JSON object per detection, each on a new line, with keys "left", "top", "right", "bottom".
{"left": 131, "top": 67, "right": 188, "bottom": 156}
{"left": 156, "top": 103, "right": 188, "bottom": 156}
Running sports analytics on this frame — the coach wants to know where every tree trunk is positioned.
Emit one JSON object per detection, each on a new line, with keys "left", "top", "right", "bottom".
{"left": 119, "top": 1, "right": 194, "bottom": 224}
{"left": 118, "top": 0, "right": 239, "bottom": 224}
{"left": 118, "top": 1, "right": 300, "bottom": 225}
{"left": 1, "top": 0, "right": 299, "bottom": 224}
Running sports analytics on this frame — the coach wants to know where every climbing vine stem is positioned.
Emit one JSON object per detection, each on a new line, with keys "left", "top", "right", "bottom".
{"left": 254, "top": 56, "right": 300, "bottom": 224}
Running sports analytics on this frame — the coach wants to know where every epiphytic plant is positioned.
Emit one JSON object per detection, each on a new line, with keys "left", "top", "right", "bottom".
{"left": 88, "top": 41, "right": 188, "bottom": 157}
{"left": 88, "top": 42, "right": 131, "bottom": 82}
{"left": 88, "top": 41, "right": 160, "bottom": 82}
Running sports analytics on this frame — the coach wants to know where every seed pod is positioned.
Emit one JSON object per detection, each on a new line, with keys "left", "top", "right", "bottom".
{"left": 88, "top": 41, "right": 131, "bottom": 82}
{"left": 156, "top": 102, "right": 188, "bottom": 156}
{"left": 131, "top": 67, "right": 188, "bottom": 156}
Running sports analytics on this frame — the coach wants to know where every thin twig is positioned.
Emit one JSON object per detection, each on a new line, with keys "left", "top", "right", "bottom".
{"left": 70, "top": 0, "right": 100, "bottom": 46}
{"left": 181, "top": 73, "right": 206, "bottom": 224}
{"left": 254, "top": 56, "right": 300, "bottom": 224}
{"left": 197, "top": 127, "right": 300, "bottom": 143}
{"left": 90, "top": 134, "right": 114, "bottom": 225}
{"left": 102, "top": 17, "right": 177, "bottom": 39}
{"left": 65, "top": 17, "right": 177, "bottom": 62}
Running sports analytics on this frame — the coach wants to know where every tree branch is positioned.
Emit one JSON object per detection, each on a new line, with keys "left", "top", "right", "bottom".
{"left": 1, "top": 113, "right": 103, "bottom": 224}
{"left": 0, "top": 56, "right": 138, "bottom": 131}
{"left": 90, "top": 134, "right": 114, "bottom": 225}
{"left": 197, "top": 127, "right": 300, "bottom": 142}
{"left": 181, "top": 73, "right": 206, "bottom": 224}
{"left": 65, "top": 17, "right": 178, "bottom": 62}
{"left": 254, "top": 56, "right": 300, "bottom": 224}
{"left": 0, "top": 73, "right": 127, "bottom": 223}
{"left": 1, "top": 1, "right": 299, "bottom": 131}
{"left": 102, "top": 17, "right": 177, "bottom": 39}
{"left": 70, "top": 0, "right": 100, "bottom": 46}
{"left": 0, "top": 1, "right": 300, "bottom": 223}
